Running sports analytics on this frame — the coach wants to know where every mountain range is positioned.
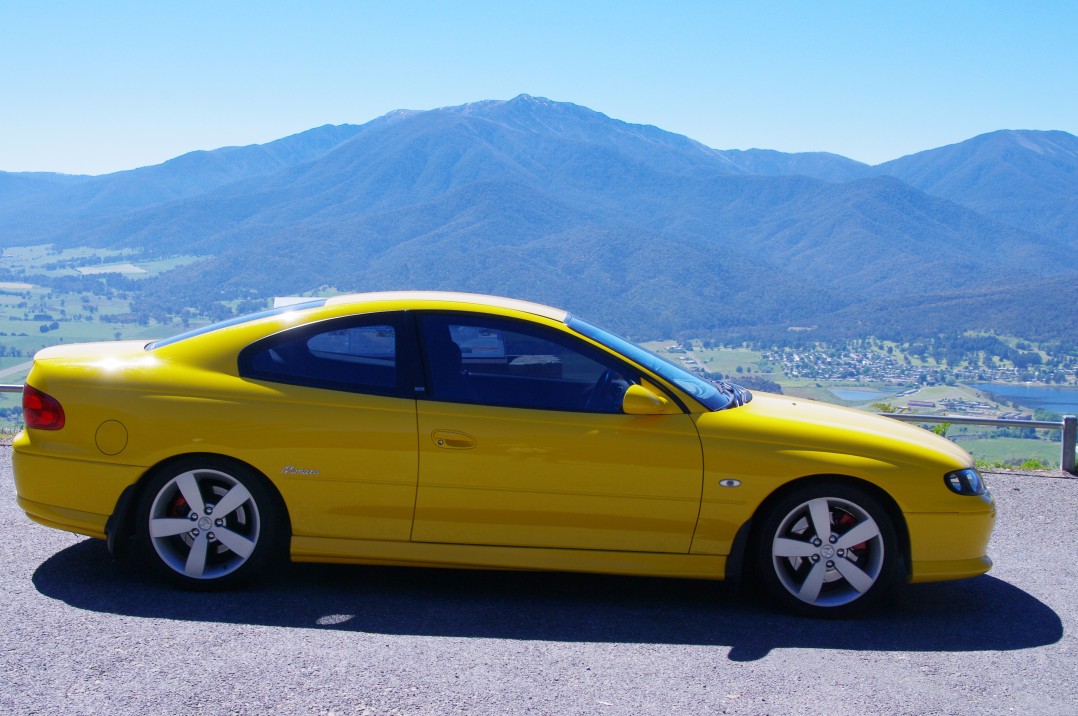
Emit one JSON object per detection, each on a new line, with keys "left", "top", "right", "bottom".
{"left": 1, "top": 95, "right": 1075, "bottom": 342}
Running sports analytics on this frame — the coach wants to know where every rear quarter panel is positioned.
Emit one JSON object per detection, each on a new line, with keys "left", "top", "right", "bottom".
{"left": 15, "top": 329, "right": 419, "bottom": 543}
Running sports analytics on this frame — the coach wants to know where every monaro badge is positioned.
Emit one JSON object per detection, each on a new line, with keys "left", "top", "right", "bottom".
{"left": 281, "top": 465, "right": 320, "bottom": 476}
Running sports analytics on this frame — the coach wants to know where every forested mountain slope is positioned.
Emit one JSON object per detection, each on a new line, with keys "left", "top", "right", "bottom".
{"left": 2, "top": 96, "right": 1074, "bottom": 340}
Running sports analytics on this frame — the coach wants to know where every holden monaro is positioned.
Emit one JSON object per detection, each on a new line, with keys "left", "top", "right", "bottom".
{"left": 13, "top": 292, "right": 995, "bottom": 616}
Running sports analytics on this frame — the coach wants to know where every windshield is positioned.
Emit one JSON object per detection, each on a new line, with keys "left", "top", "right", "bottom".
{"left": 146, "top": 299, "right": 328, "bottom": 349}
{"left": 568, "top": 317, "right": 748, "bottom": 411}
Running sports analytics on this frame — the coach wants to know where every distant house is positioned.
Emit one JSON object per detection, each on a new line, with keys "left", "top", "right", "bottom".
{"left": 908, "top": 400, "right": 936, "bottom": 408}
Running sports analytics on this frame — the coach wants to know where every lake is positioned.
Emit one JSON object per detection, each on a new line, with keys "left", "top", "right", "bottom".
{"left": 970, "top": 383, "right": 1078, "bottom": 415}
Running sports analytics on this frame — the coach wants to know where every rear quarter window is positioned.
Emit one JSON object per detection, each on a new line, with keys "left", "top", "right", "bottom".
{"left": 238, "top": 313, "right": 414, "bottom": 397}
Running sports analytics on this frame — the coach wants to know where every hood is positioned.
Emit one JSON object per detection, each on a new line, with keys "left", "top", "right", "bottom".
{"left": 696, "top": 391, "right": 972, "bottom": 472}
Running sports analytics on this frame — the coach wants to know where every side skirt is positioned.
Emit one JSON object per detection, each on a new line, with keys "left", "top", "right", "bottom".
{"left": 292, "top": 536, "right": 727, "bottom": 580}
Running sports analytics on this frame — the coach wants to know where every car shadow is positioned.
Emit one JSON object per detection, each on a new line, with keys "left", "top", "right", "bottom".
{"left": 33, "top": 539, "right": 1062, "bottom": 662}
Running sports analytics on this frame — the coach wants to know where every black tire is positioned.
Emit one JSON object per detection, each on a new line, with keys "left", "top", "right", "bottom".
{"left": 136, "top": 457, "right": 285, "bottom": 590}
{"left": 753, "top": 481, "right": 901, "bottom": 618}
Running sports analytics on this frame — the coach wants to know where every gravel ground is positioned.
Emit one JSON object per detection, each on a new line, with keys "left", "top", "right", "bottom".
{"left": 1, "top": 449, "right": 1075, "bottom": 716}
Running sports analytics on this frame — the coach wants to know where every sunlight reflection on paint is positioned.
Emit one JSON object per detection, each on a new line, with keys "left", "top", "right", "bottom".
{"left": 95, "top": 356, "right": 158, "bottom": 373}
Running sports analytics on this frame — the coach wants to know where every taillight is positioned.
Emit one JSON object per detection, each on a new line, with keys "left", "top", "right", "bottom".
{"left": 23, "top": 384, "right": 65, "bottom": 430}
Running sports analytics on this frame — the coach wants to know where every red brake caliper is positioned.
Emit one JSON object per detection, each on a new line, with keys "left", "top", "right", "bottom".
{"left": 837, "top": 512, "right": 867, "bottom": 551}
{"left": 169, "top": 495, "right": 189, "bottom": 518}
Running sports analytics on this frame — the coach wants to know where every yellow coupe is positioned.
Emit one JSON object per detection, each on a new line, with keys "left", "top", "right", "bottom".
{"left": 13, "top": 292, "right": 995, "bottom": 616}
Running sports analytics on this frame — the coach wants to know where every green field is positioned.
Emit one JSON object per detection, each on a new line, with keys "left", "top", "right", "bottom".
{"left": 0, "top": 245, "right": 205, "bottom": 279}
{"left": 959, "top": 437, "right": 1060, "bottom": 466}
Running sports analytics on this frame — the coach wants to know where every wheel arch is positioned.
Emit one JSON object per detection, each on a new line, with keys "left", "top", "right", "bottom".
{"left": 726, "top": 473, "right": 912, "bottom": 582}
{"left": 105, "top": 452, "right": 292, "bottom": 558}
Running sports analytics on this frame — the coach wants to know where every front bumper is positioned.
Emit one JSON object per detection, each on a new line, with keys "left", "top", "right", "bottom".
{"left": 906, "top": 498, "right": 996, "bottom": 583}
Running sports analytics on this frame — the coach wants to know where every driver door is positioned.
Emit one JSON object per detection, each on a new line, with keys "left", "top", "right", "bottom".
{"left": 411, "top": 312, "right": 703, "bottom": 553}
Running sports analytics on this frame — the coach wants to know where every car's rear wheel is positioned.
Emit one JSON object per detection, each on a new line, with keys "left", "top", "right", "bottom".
{"left": 137, "top": 458, "right": 283, "bottom": 589}
{"left": 754, "top": 482, "right": 901, "bottom": 617}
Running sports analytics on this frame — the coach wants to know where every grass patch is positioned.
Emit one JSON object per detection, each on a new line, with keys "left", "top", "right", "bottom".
{"left": 119, "top": 255, "right": 206, "bottom": 279}
{"left": 692, "top": 347, "right": 763, "bottom": 375}
{"left": 961, "top": 437, "right": 1060, "bottom": 467}
{"left": 77, "top": 263, "right": 146, "bottom": 275}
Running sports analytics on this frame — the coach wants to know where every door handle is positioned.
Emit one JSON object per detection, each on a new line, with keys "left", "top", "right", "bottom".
{"left": 431, "top": 430, "right": 477, "bottom": 449}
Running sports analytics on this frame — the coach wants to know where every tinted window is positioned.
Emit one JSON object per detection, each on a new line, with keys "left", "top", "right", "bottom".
{"left": 239, "top": 313, "right": 412, "bottom": 397}
{"left": 419, "top": 313, "right": 638, "bottom": 413}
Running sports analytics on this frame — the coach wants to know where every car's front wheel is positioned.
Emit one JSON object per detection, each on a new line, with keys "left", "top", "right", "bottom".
{"left": 754, "top": 482, "right": 901, "bottom": 617}
{"left": 137, "top": 458, "right": 283, "bottom": 589}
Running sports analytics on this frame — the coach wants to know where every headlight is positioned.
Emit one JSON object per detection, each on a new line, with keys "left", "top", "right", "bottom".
{"left": 944, "top": 468, "right": 986, "bottom": 496}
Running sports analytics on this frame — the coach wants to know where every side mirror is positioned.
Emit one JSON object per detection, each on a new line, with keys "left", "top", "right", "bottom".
{"left": 622, "top": 384, "right": 673, "bottom": 415}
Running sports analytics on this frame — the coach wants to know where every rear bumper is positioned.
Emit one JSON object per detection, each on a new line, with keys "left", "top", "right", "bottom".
{"left": 17, "top": 496, "right": 108, "bottom": 540}
{"left": 12, "top": 445, "right": 145, "bottom": 540}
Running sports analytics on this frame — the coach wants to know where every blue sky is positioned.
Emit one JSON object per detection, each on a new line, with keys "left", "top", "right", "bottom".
{"left": 2, "top": 1, "right": 1075, "bottom": 175}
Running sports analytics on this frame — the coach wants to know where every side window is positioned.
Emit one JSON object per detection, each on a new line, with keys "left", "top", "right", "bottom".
{"left": 239, "top": 313, "right": 412, "bottom": 397}
{"left": 419, "top": 313, "right": 638, "bottom": 413}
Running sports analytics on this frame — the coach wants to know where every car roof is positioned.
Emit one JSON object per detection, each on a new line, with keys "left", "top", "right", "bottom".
{"left": 323, "top": 291, "right": 570, "bottom": 323}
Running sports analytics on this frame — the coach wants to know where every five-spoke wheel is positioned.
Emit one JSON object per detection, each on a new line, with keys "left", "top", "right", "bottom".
{"left": 755, "top": 482, "right": 900, "bottom": 617}
{"left": 138, "top": 458, "right": 281, "bottom": 589}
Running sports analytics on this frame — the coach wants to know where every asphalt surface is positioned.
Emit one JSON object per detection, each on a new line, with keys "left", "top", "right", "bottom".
{"left": 1, "top": 449, "right": 1075, "bottom": 716}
